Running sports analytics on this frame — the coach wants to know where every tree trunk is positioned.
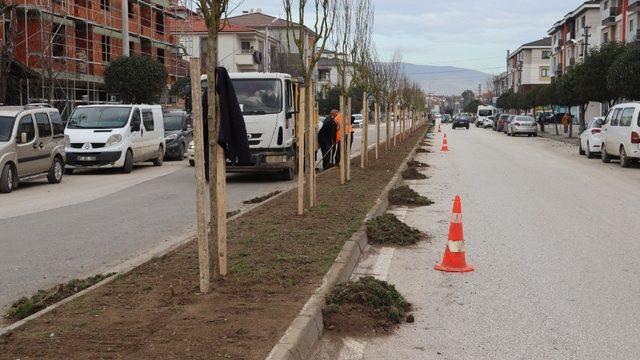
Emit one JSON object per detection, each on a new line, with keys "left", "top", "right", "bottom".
{"left": 579, "top": 104, "right": 588, "bottom": 132}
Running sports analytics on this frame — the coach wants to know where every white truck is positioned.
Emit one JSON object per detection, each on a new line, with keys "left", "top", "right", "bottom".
{"left": 476, "top": 105, "right": 496, "bottom": 128}
{"left": 200, "top": 72, "right": 298, "bottom": 180}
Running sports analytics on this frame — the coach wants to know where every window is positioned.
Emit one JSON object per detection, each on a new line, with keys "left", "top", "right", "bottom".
{"left": 581, "top": 16, "right": 586, "bottom": 29}
{"left": 241, "top": 41, "right": 251, "bottom": 54}
{"left": 52, "top": 24, "right": 66, "bottom": 58}
{"left": 155, "top": 10, "right": 164, "bottom": 34}
{"left": 604, "top": 1, "right": 609, "bottom": 10}
{"left": 157, "top": 48, "right": 165, "bottom": 64}
{"left": 68, "top": 107, "right": 132, "bottom": 129}
{"left": 603, "top": 32, "right": 609, "bottom": 44}
{"left": 101, "top": 35, "right": 111, "bottom": 62}
{"left": 128, "top": 0, "right": 133, "bottom": 18}
{"left": 542, "top": 50, "right": 551, "bottom": 59}
{"left": 610, "top": 108, "right": 621, "bottom": 126}
{"left": 620, "top": 108, "right": 635, "bottom": 127}
{"left": 35, "top": 113, "right": 52, "bottom": 137}
{"left": 630, "top": 19, "right": 635, "bottom": 33}
{"left": 129, "top": 41, "right": 135, "bottom": 54}
{"left": 49, "top": 111, "right": 64, "bottom": 136}
{"left": 130, "top": 108, "right": 141, "bottom": 129}
{"left": 142, "top": 110, "right": 154, "bottom": 131}
{"left": 3, "top": 21, "right": 10, "bottom": 44}
{"left": 17, "top": 115, "right": 35, "bottom": 143}
{"left": 540, "top": 67, "right": 550, "bottom": 78}
{"left": 100, "top": 0, "right": 109, "bottom": 10}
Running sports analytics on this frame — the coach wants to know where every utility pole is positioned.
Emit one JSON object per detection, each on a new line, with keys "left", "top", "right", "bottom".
{"left": 478, "top": 84, "right": 482, "bottom": 104}
{"left": 582, "top": 26, "right": 591, "bottom": 60}
{"left": 122, "top": 0, "right": 129, "bottom": 56}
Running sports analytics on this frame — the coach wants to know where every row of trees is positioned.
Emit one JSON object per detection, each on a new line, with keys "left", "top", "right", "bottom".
{"left": 497, "top": 42, "right": 640, "bottom": 137}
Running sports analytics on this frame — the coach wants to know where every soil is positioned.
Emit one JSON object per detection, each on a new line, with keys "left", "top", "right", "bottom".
{"left": 415, "top": 148, "right": 431, "bottom": 153}
{"left": 366, "top": 214, "right": 428, "bottom": 246}
{"left": 388, "top": 185, "right": 434, "bottom": 207}
{"left": 323, "top": 276, "right": 411, "bottom": 336}
{"left": 0, "top": 127, "right": 427, "bottom": 359}
{"left": 407, "top": 160, "right": 429, "bottom": 168}
{"left": 401, "top": 167, "right": 427, "bottom": 180}
{"left": 242, "top": 190, "right": 282, "bottom": 204}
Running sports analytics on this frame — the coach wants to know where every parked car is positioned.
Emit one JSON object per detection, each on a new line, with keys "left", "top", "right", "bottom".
{"left": 163, "top": 110, "right": 193, "bottom": 160}
{"left": 579, "top": 117, "right": 604, "bottom": 159}
{"left": 600, "top": 103, "right": 640, "bottom": 167}
{"left": 441, "top": 115, "right": 450, "bottom": 124}
{"left": 452, "top": 116, "right": 470, "bottom": 129}
{"left": 187, "top": 140, "right": 195, "bottom": 166}
{"left": 0, "top": 104, "right": 66, "bottom": 193}
{"left": 483, "top": 116, "right": 495, "bottom": 129}
{"left": 351, "top": 114, "right": 363, "bottom": 128}
{"left": 495, "top": 114, "right": 510, "bottom": 131}
{"left": 506, "top": 115, "right": 538, "bottom": 137}
{"left": 503, "top": 115, "right": 515, "bottom": 134}
{"left": 64, "top": 105, "right": 165, "bottom": 174}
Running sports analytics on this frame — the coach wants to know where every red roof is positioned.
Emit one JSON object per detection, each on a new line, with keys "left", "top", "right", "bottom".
{"left": 171, "top": 19, "right": 256, "bottom": 34}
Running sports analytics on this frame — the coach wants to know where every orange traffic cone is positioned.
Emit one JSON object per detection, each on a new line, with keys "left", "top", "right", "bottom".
{"left": 435, "top": 196, "right": 474, "bottom": 273}
{"left": 441, "top": 136, "right": 449, "bottom": 152}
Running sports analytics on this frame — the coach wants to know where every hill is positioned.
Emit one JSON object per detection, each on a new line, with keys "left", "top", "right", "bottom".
{"left": 400, "top": 63, "right": 494, "bottom": 96}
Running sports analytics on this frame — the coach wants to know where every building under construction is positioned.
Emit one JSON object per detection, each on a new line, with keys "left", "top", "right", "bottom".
{"left": 0, "top": 0, "right": 190, "bottom": 118}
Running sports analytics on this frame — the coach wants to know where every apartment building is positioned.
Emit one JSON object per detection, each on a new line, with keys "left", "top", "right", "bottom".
{"left": 316, "top": 50, "right": 353, "bottom": 99}
{"left": 171, "top": 19, "right": 279, "bottom": 74}
{"left": 0, "top": 0, "right": 186, "bottom": 115}
{"left": 600, "top": 0, "right": 640, "bottom": 43}
{"left": 506, "top": 37, "right": 552, "bottom": 93}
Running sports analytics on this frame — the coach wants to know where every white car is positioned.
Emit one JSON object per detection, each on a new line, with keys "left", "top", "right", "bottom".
{"left": 579, "top": 117, "right": 604, "bottom": 159}
{"left": 187, "top": 140, "right": 195, "bottom": 166}
{"left": 351, "top": 114, "right": 363, "bottom": 128}
{"left": 482, "top": 116, "right": 495, "bottom": 129}
{"left": 600, "top": 102, "right": 640, "bottom": 167}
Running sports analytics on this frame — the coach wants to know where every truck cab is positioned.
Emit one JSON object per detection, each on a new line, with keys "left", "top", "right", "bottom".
{"left": 200, "top": 72, "right": 298, "bottom": 180}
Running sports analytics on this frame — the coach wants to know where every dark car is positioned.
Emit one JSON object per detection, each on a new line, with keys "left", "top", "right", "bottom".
{"left": 163, "top": 110, "right": 193, "bottom": 160}
{"left": 452, "top": 116, "right": 470, "bottom": 129}
{"left": 495, "top": 114, "right": 511, "bottom": 131}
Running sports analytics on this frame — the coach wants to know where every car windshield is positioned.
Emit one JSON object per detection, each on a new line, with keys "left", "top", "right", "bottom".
{"left": 163, "top": 114, "right": 184, "bottom": 131}
{"left": 478, "top": 110, "right": 493, "bottom": 116}
{"left": 0, "top": 116, "right": 15, "bottom": 142}
{"left": 232, "top": 79, "right": 282, "bottom": 115}
{"left": 517, "top": 116, "right": 534, "bottom": 122}
{"left": 67, "top": 107, "right": 132, "bottom": 129}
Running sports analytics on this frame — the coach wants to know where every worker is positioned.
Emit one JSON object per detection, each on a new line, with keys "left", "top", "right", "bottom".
{"left": 331, "top": 109, "right": 351, "bottom": 165}
{"left": 561, "top": 112, "right": 571, "bottom": 134}
{"left": 318, "top": 114, "right": 337, "bottom": 170}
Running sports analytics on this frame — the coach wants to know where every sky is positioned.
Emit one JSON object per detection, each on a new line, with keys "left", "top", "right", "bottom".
{"left": 224, "top": 0, "right": 589, "bottom": 75}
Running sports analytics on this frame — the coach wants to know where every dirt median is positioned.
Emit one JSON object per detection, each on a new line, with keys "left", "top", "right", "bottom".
{"left": 0, "top": 126, "right": 427, "bottom": 360}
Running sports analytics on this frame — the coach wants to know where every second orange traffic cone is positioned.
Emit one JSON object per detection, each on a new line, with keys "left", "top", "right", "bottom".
{"left": 441, "top": 135, "right": 449, "bottom": 152}
{"left": 435, "top": 195, "right": 474, "bottom": 273}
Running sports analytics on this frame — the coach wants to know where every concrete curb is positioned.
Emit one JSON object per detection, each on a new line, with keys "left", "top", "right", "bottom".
{"left": 266, "top": 125, "right": 430, "bottom": 360}
{"left": 0, "top": 129, "right": 385, "bottom": 337}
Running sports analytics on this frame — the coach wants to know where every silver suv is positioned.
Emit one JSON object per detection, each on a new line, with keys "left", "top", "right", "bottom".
{"left": 0, "top": 104, "right": 66, "bottom": 193}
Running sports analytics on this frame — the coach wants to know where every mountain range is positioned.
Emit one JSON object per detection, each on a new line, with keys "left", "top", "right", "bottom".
{"left": 400, "top": 63, "right": 494, "bottom": 96}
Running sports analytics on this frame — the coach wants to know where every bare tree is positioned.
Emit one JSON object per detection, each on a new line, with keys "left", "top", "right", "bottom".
{"left": 383, "top": 51, "right": 402, "bottom": 149}
{"left": 0, "top": 0, "right": 17, "bottom": 104}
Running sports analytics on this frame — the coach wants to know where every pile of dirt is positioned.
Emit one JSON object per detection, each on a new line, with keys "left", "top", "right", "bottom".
{"left": 5, "top": 274, "right": 113, "bottom": 321}
{"left": 388, "top": 185, "right": 434, "bottom": 206}
{"left": 0, "top": 127, "right": 427, "bottom": 359}
{"left": 415, "top": 148, "right": 431, "bottom": 153}
{"left": 242, "top": 190, "right": 281, "bottom": 204}
{"left": 407, "top": 160, "right": 429, "bottom": 168}
{"left": 323, "top": 276, "right": 411, "bottom": 335}
{"left": 401, "top": 167, "right": 427, "bottom": 180}
{"left": 366, "top": 214, "right": 427, "bottom": 246}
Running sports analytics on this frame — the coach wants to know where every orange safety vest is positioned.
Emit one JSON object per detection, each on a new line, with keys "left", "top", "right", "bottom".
{"left": 333, "top": 113, "right": 352, "bottom": 142}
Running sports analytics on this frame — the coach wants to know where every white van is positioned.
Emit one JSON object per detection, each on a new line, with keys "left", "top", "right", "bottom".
{"left": 64, "top": 105, "right": 165, "bottom": 173}
{"left": 200, "top": 72, "right": 298, "bottom": 180}
{"left": 476, "top": 105, "right": 496, "bottom": 127}
{"left": 600, "top": 102, "right": 640, "bottom": 167}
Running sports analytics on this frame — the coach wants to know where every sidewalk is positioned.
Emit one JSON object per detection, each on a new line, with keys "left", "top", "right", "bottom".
{"left": 537, "top": 124, "right": 580, "bottom": 146}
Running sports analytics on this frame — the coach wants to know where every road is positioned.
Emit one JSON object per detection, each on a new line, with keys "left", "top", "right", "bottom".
{"left": 0, "top": 125, "right": 387, "bottom": 313}
{"left": 314, "top": 125, "right": 640, "bottom": 359}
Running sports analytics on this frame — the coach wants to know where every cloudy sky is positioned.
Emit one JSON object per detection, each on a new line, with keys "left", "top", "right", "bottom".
{"left": 226, "top": 0, "right": 587, "bottom": 74}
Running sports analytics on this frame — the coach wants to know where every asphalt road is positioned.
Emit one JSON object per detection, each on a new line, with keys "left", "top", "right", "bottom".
{"left": 314, "top": 124, "right": 640, "bottom": 359}
{"left": 0, "top": 125, "right": 387, "bottom": 313}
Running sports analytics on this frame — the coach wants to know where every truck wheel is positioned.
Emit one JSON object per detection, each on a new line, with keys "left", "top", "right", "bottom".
{"left": 281, "top": 166, "right": 295, "bottom": 181}
{"left": 152, "top": 146, "right": 164, "bottom": 166}
{"left": 47, "top": 157, "right": 64, "bottom": 184}
{"left": 189, "top": 159, "right": 195, "bottom": 167}
{"left": 0, "top": 164, "right": 14, "bottom": 193}
{"left": 122, "top": 150, "right": 134, "bottom": 173}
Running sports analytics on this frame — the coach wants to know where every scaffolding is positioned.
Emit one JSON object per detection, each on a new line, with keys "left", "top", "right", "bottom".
{"left": 3, "top": 0, "right": 191, "bottom": 117}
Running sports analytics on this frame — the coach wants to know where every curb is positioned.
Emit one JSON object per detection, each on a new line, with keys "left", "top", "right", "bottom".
{"left": 0, "top": 129, "right": 385, "bottom": 337}
{"left": 266, "top": 125, "right": 429, "bottom": 360}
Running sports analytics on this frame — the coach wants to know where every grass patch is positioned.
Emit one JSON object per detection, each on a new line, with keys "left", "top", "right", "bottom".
{"left": 415, "top": 148, "right": 431, "bottom": 153}
{"left": 366, "top": 214, "right": 426, "bottom": 246}
{"left": 388, "top": 185, "right": 434, "bottom": 206}
{"left": 323, "top": 276, "right": 411, "bottom": 334}
{"left": 226, "top": 209, "right": 241, "bottom": 218}
{"left": 242, "top": 191, "right": 281, "bottom": 205}
{"left": 5, "top": 274, "right": 114, "bottom": 321}
{"left": 401, "top": 167, "right": 427, "bottom": 180}
{"left": 407, "top": 160, "right": 429, "bottom": 168}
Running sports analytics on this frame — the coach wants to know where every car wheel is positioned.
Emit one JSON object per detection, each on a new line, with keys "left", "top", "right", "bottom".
{"left": 152, "top": 146, "right": 164, "bottom": 167}
{"left": 189, "top": 159, "right": 195, "bottom": 167}
{"left": 620, "top": 146, "right": 632, "bottom": 168}
{"left": 0, "top": 163, "right": 14, "bottom": 193}
{"left": 122, "top": 150, "right": 134, "bottom": 173}
{"left": 586, "top": 142, "right": 595, "bottom": 159}
{"left": 601, "top": 144, "right": 612, "bottom": 163}
{"left": 466, "top": 125, "right": 469, "bottom": 129}
{"left": 533, "top": 133, "right": 538, "bottom": 137}
{"left": 178, "top": 143, "right": 185, "bottom": 160}
{"left": 47, "top": 157, "right": 64, "bottom": 184}
{"left": 579, "top": 142, "right": 586, "bottom": 155}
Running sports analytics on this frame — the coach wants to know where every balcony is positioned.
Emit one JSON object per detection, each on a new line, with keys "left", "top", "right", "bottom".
{"left": 235, "top": 53, "right": 257, "bottom": 66}
{"left": 629, "top": 0, "right": 640, "bottom": 11}
{"left": 602, "top": 6, "right": 621, "bottom": 26}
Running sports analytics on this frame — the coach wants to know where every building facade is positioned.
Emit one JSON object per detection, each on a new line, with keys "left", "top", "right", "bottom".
{"left": 600, "top": 0, "right": 640, "bottom": 44}
{"left": 506, "top": 37, "right": 552, "bottom": 94}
